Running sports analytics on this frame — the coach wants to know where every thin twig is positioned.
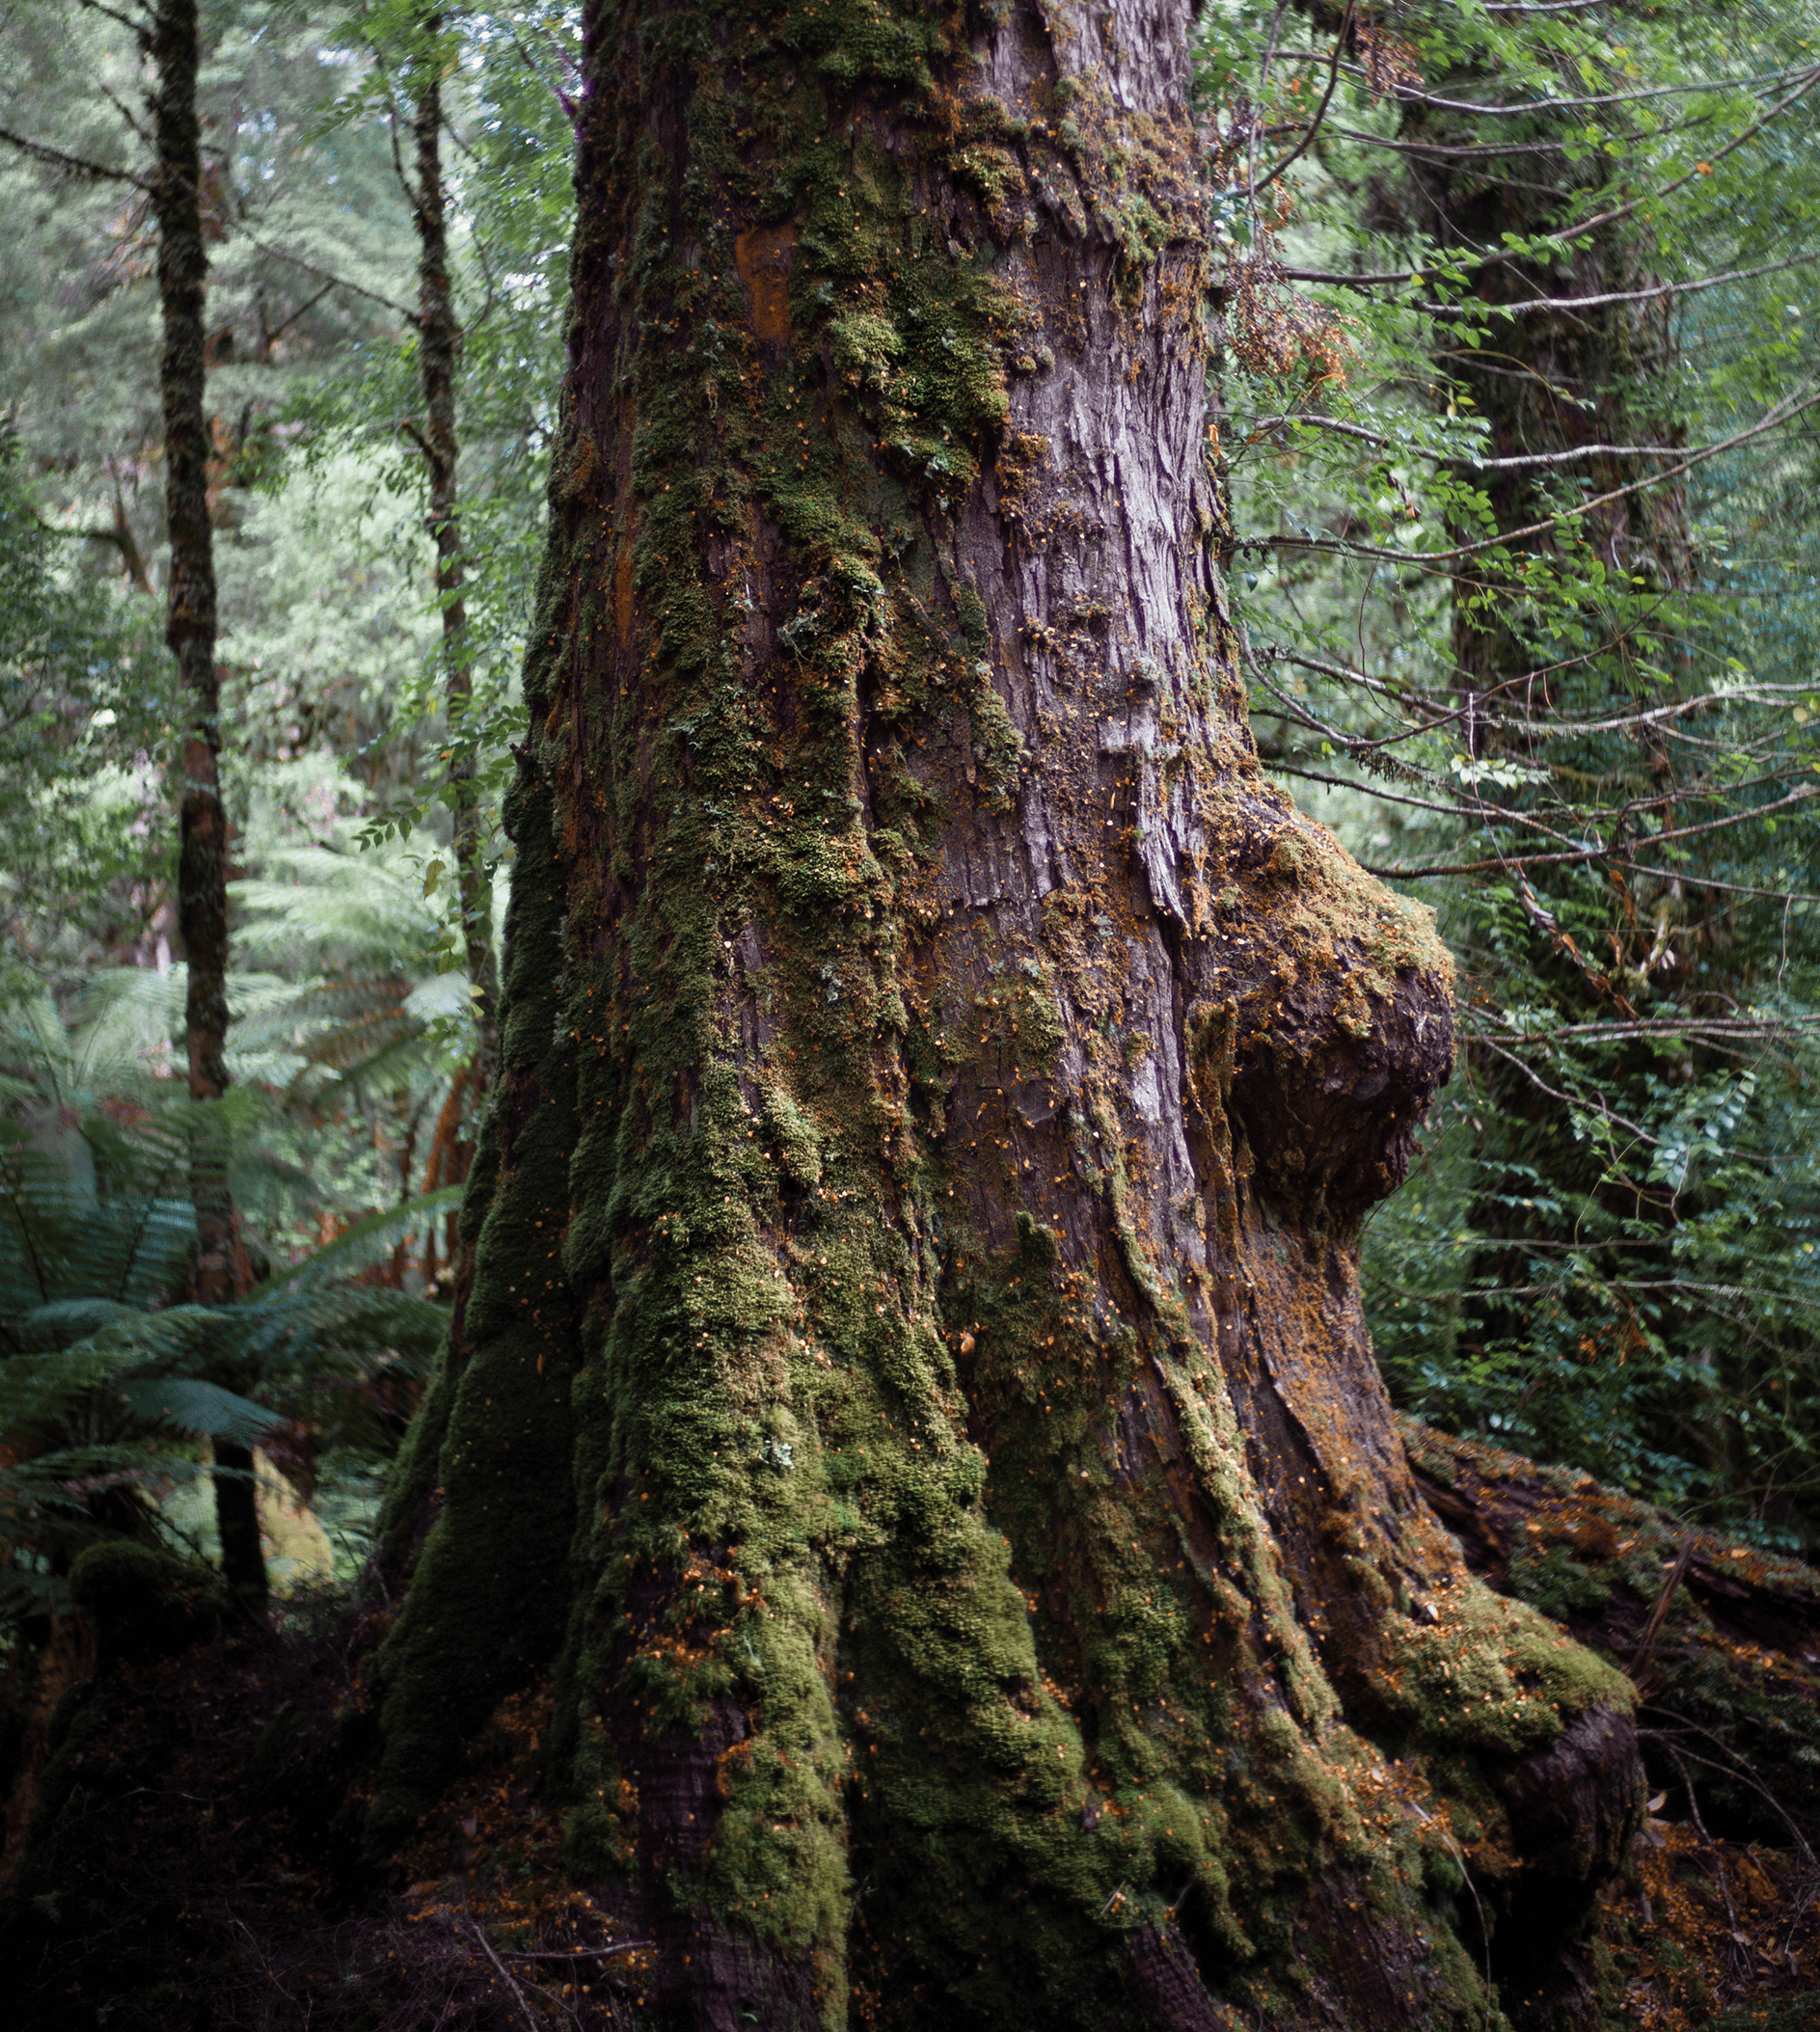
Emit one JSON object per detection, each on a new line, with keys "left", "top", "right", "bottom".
{"left": 500, "top": 1941, "right": 656, "bottom": 1964}
{"left": 0, "top": 123, "right": 147, "bottom": 186}
{"left": 1247, "top": 4, "right": 1354, "bottom": 198}
{"left": 463, "top": 1914, "right": 542, "bottom": 2032}
{"left": 1629, "top": 1531, "right": 1697, "bottom": 1690}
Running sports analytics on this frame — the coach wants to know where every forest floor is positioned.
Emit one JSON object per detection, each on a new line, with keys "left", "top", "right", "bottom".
{"left": 3, "top": 1441, "right": 1820, "bottom": 2031}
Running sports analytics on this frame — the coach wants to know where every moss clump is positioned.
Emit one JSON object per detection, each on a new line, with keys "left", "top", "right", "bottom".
{"left": 1509, "top": 1540, "right": 1616, "bottom": 1622}
{"left": 1371, "top": 1572, "right": 1632, "bottom": 1759}
{"left": 1704, "top": 1994, "right": 1820, "bottom": 2032}
{"left": 967, "top": 654, "right": 1025, "bottom": 812}
{"left": 68, "top": 1539, "right": 230, "bottom": 1664}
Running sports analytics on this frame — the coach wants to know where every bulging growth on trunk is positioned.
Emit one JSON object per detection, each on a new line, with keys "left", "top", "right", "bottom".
{"left": 369, "top": 5, "right": 1642, "bottom": 2025}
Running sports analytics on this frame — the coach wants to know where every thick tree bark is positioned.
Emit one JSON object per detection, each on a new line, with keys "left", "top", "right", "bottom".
{"left": 370, "top": 6, "right": 1642, "bottom": 2026}
{"left": 151, "top": 0, "right": 264, "bottom": 1611}
{"left": 408, "top": 22, "right": 501, "bottom": 1086}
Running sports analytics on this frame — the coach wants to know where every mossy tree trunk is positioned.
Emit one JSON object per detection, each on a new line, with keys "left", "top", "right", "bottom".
{"left": 151, "top": 0, "right": 263, "bottom": 1611}
{"left": 370, "top": 5, "right": 1642, "bottom": 2026}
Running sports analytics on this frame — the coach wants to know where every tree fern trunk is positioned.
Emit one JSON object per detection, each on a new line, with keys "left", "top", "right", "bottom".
{"left": 150, "top": 0, "right": 264, "bottom": 1611}
{"left": 369, "top": 6, "right": 1642, "bottom": 2025}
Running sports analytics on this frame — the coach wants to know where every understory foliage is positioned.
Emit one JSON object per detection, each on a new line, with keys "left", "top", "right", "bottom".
{"left": 1203, "top": 0, "right": 1820, "bottom": 1554}
{"left": 0, "top": 0, "right": 566, "bottom": 1615}
{"left": 0, "top": 978, "right": 450, "bottom": 1628}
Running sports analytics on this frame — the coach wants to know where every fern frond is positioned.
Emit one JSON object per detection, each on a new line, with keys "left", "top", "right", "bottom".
{"left": 250, "top": 1187, "right": 462, "bottom": 1295}
{"left": 0, "top": 1340, "right": 140, "bottom": 1434}
{"left": 119, "top": 1374, "right": 287, "bottom": 1446}
{"left": 233, "top": 1285, "right": 447, "bottom": 1380}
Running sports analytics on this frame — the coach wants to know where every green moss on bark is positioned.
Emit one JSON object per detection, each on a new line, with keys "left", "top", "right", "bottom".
{"left": 365, "top": 4, "right": 1637, "bottom": 2025}
{"left": 367, "top": 750, "right": 584, "bottom": 1853}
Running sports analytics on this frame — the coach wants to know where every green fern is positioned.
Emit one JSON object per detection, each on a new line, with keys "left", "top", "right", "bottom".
{"left": 0, "top": 981, "right": 454, "bottom": 1633}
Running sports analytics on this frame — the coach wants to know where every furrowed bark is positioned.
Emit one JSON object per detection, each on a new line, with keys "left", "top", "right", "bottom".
{"left": 370, "top": 6, "right": 1643, "bottom": 2026}
{"left": 410, "top": 18, "right": 500, "bottom": 1086}
{"left": 151, "top": 0, "right": 263, "bottom": 1610}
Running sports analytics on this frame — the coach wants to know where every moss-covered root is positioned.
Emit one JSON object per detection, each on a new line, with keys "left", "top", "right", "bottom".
{"left": 1406, "top": 1418, "right": 1820, "bottom": 1861}
{"left": 366, "top": 751, "right": 584, "bottom": 1852}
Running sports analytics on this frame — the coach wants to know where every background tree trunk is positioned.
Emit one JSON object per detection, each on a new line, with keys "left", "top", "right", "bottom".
{"left": 369, "top": 5, "right": 1643, "bottom": 2025}
{"left": 151, "top": 0, "right": 263, "bottom": 1611}
{"left": 1377, "top": 10, "right": 1713, "bottom": 1489}
{"left": 408, "top": 16, "right": 500, "bottom": 1086}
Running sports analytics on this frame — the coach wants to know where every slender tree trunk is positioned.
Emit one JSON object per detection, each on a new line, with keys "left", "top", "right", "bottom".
{"left": 151, "top": 0, "right": 264, "bottom": 1611}
{"left": 410, "top": 21, "right": 500, "bottom": 1086}
{"left": 370, "top": 6, "right": 1642, "bottom": 2026}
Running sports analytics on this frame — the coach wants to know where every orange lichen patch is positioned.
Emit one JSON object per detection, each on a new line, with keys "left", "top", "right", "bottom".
{"left": 1603, "top": 1819, "right": 1820, "bottom": 2030}
{"left": 734, "top": 222, "right": 796, "bottom": 345}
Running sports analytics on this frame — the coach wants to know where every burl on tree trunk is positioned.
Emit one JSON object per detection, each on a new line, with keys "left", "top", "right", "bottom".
{"left": 367, "top": 4, "right": 1642, "bottom": 2026}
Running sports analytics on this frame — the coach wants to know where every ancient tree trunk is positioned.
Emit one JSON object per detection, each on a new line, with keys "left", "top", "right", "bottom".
{"left": 150, "top": 0, "right": 263, "bottom": 1609}
{"left": 408, "top": 21, "right": 500, "bottom": 1084}
{"left": 370, "top": 5, "right": 1641, "bottom": 2026}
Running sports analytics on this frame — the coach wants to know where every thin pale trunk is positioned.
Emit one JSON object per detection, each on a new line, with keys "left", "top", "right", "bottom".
{"left": 368, "top": 6, "right": 1642, "bottom": 2026}
{"left": 151, "top": 0, "right": 263, "bottom": 1611}
{"left": 412, "top": 30, "right": 500, "bottom": 1086}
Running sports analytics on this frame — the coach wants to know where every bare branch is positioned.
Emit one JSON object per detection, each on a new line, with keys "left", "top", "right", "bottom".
{"left": 1370, "top": 61, "right": 1816, "bottom": 122}
{"left": 1245, "top": 3, "right": 1354, "bottom": 199}
{"left": 230, "top": 220, "right": 418, "bottom": 326}
{"left": 0, "top": 122, "right": 147, "bottom": 187}
{"left": 1447, "top": 247, "right": 1820, "bottom": 320}
{"left": 463, "top": 1916, "right": 541, "bottom": 2032}
{"left": 499, "top": 14, "right": 580, "bottom": 126}
{"left": 1473, "top": 1039, "right": 1666, "bottom": 1148}
{"left": 1252, "top": 380, "right": 1820, "bottom": 566}
{"left": 70, "top": 0, "right": 149, "bottom": 37}
{"left": 1240, "top": 410, "right": 1710, "bottom": 471}
{"left": 96, "top": 79, "right": 154, "bottom": 153}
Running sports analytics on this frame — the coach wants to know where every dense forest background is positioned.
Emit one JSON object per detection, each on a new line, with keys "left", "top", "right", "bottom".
{"left": 6, "top": 0, "right": 1815, "bottom": 1580}
{"left": 3, "top": 0, "right": 1820, "bottom": 2024}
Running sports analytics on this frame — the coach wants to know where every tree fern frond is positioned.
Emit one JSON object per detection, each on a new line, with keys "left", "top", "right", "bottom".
{"left": 251, "top": 1187, "right": 462, "bottom": 1296}
{"left": 233, "top": 1285, "right": 447, "bottom": 1379}
{"left": 118, "top": 1374, "right": 287, "bottom": 1446}
{"left": 0, "top": 1340, "right": 140, "bottom": 1434}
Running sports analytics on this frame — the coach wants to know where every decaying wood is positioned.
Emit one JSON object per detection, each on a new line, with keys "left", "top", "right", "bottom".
{"left": 1405, "top": 1417, "right": 1820, "bottom": 1856}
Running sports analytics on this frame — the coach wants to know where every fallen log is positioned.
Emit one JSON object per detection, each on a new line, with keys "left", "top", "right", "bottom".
{"left": 1403, "top": 1418, "right": 1820, "bottom": 1856}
